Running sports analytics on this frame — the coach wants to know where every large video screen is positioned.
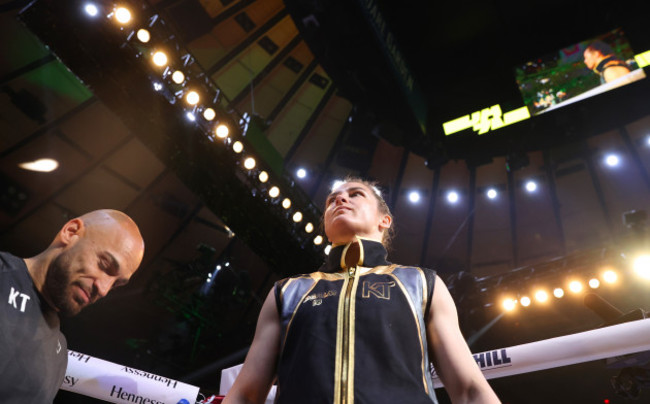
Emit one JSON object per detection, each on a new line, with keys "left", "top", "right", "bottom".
{"left": 516, "top": 28, "right": 645, "bottom": 116}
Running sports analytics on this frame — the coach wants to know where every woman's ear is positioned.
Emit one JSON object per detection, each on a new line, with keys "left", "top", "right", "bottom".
{"left": 378, "top": 214, "right": 392, "bottom": 232}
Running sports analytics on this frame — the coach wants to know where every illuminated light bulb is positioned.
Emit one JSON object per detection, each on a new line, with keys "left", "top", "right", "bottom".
{"left": 487, "top": 188, "right": 498, "bottom": 199}
{"left": 408, "top": 191, "right": 421, "bottom": 203}
{"left": 203, "top": 108, "right": 216, "bottom": 121}
{"left": 447, "top": 191, "right": 459, "bottom": 204}
{"left": 296, "top": 168, "right": 307, "bottom": 179}
{"left": 258, "top": 171, "right": 269, "bottom": 183}
{"left": 314, "top": 235, "right": 323, "bottom": 245}
{"left": 171, "top": 70, "right": 185, "bottom": 84}
{"left": 520, "top": 296, "right": 531, "bottom": 307}
{"left": 553, "top": 288, "right": 564, "bottom": 298}
{"left": 114, "top": 7, "right": 131, "bottom": 24}
{"left": 185, "top": 91, "right": 199, "bottom": 105}
{"left": 603, "top": 270, "right": 618, "bottom": 284}
{"left": 292, "top": 212, "right": 303, "bottom": 223}
{"left": 305, "top": 223, "right": 314, "bottom": 233}
{"left": 605, "top": 154, "right": 620, "bottom": 167}
{"left": 232, "top": 141, "right": 243, "bottom": 153}
{"left": 282, "top": 198, "right": 291, "bottom": 209}
{"left": 534, "top": 290, "right": 548, "bottom": 303}
{"left": 525, "top": 180, "right": 538, "bottom": 192}
{"left": 18, "top": 158, "right": 59, "bottom": 172}
{"left": 589, "top": 278, "right": 600, "bottom": 289}
{"left": 216, "top": 124, "right": 229, "bottom": 138}
{"left": 268, "top": 186, "right": 279, "bottom": 198}
{"left": 84, "top": 4, "right": 99, "bottom": 17}
{"left": 502, "top": 298, "right": 516, "bottom": 311}
{"left": 569, "top": 281, "right": 583, "bottom": 293}
{"left": 152, "top": 51, "right": 168, "bottom": 67}
{"left": 324, "top": 245, "right": 331, "bottom": 255}
{"left": 136, "top": 29, "right": 150, "bottom": 43}
{"left": 633, "top": 255, "right": 650, "bottom": 279}
{"left": 243, "top": 157, "right": 256, "bottom": 170}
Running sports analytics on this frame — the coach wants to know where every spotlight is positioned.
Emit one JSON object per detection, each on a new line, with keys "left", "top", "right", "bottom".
{"left": 282, "top": 198, "right": 291, "bottom": 209}
{"left": 502, "top": 298, "right": 516, "bottom": 311}
{"left": 525, "top": 180, "right": 537, "bottom": 193}
{"left": 136, "top": 29, "right": 150, "bottom": 43}
{"left": 243, "top": 157, "right": 256, "bottom": 170}
{"left": 258, "top": 171, "right": 269, "bottom": 183}
{"left": 408, "top": 191, "right": 421, "bottom": 204}
{"left": 305, "top": 223, "right": 314, "bottom": 233}
{"left": 534, "top": 290, "right": 548, "bottom": 303}
{"left": 185, "top": 112, "right": 195, "bottom": 122}
{"left": 520, "top": 296, "right": 531, "bottom": 307}
{"left": 114, "top": 7, "right": 131, "bottom": 24}
{"left": 215, "top": 124, "right": 229, "bottom": 138}
{"left": 18, "top": 158, "right": 59, "bottom": 172}
{"left": 203, "top": 108, "right": 216, "bottom": 121}
{"left": 153, "top": 82, "right": 163, "bottom": 91}
{"left": 486, "top": 188, "right": 498, "bottom": 199}
{"left": 314, "top": 235, "right": 323, "bottom": 245}
{"left": 84, "top": 4, "right": 99, "bottom": 17}
{"left": 292, "top": 212, "right": 303, "bottom": 223}
{"left": 171, "top": 71, "right": 185, "bottom": 84}
{"left": 553, "top": 288, "right": 564, "bottom": 298}
{"left": 588, "top": 278, "right": 600, "bottom": 289}
{"left": 185, "top": 91, "right": 199, "bottom": 105}
{"left": 152, "top": 51, "right": 168, "bottom": 67}
{"left": 604, "top": 154, "right": 620, "bottom": 167}
{"left": 446, "top": 190, "right": 459, "bottom": 204}
{"left": 633, "top": 255, "right": 650, "bottom": 279}
{"left": 269, "top": 186, "right": 279, "bottom": 198}
{"left": 324, "top": 245, "right": 331, "bottom": 255}
{"left": 569, "top": 281, "right": 583, "bottom": 293}
{"left": 296, "top": 168, "right": 307, "bottom": 179}
{"left": 603, "top": 270, "right": 618, "bottom": 284}
{"left": 233, "top": 141, "right": 243, "bottom": 153}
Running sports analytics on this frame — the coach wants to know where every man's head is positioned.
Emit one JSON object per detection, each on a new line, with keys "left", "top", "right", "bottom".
{"left": 583, "top": 41, "right": 615, "bottom": 70}
{"left": 42, "top": 209, "right": 144, "bottom": 316}
{"left": 323, "top": 178, "right": 393, "bottom": 246}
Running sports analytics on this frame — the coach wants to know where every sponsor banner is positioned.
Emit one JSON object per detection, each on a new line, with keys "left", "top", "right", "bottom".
{"left": 63, "top": 350, "right": 199, "bottom": 404}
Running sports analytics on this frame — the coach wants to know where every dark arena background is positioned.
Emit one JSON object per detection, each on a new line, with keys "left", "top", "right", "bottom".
{"left": 2, "top": 0, "right": 650, "bottom": 402}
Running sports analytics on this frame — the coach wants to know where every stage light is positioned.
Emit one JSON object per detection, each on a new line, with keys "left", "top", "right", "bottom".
{"left": 268, "top": 186, "right": 279, "bottom": 198}
{"left": 296, "top": 168, "right": 307, "bottom": 179}
{"left": 185, "top": 91, "right": 199, "bottom": 105}
{"left": 258, "top": 171, "right": 269, "bottom": 183}
{"left": 305, "top": 223, "right": 314, "bottom": 233}
{"left": 603, "top": 270, "right": 618, "bottom": 284}
{"left": 520, "top": 296, "right": 531, "bottom": 307}
{"left": 604, "top": 154, "right": 620, "bottom": 167}
{"left": 589, "top": 278, "right": 600, "bottom": 289}
{"left": 646, "top": 136, "right": 650, "bottom": 147}
{"left": 233, "top": 141, "right": 243, "bottom": 153}
{"left": 114, "top": 7, "right": 131, "bottom": 24}
{"left": 84, "top": 4, "right": 99, "bottom": 17}
{"left": 185, "top": 112, "right": 195, "bottom": 122}
{"left": 292, "top": 212, "right": 303, "bottom": 223}
{"left": 569, "top": 281, "right": 583, "bottom": 293}
{"left": 633, "top": 255, "right": 650, "bottom": 279}
{"left": 18, "top": 158, "right": 59, "bottom": 172}
{"left": 324, "top": 245, "right": 331, "bottom": 255}
{"left": 243, "top": 157, "right": 256, "bottom": 170}
{"left": 153, "top": 82, "right": 163, "bottom": 91}
{"left": 282, "top": 198, "right": 291, "bottom": 209}
{"left": 203, "top": 108, "right": 216, "bottom": 121}
{"left": 525, "top": 180, "right": 537, "bottom": 193}
{"left": 486, "top": 188, "right": 498, "bottom": 199}
{"left": 553, "top": 288, "right": 564, "bottom": 298}
{"left": 171, "top": 71, "right": 185, "bottom": 84}
{"left": 534, "top": 290, "right": 548, "bottom": 303}
{"left": 447, "top": 190, "right": 459, "bottom": 204}
{"left": 136, "top": 29, "right": 150, "bottom": 43}
{"left": 216, "top": 124, "right": 229, "bottom": 138}
{"left": 152, "top": 51, "right": 168, "bottom": 67}
{"left": 502, "top": 298, "right": 516, "bottom": 311}
{"left": 408, "top": 191, "right": 421, "bottom": 203}
{"left": 314, "top": 235, "right": 323, "bottom": 245}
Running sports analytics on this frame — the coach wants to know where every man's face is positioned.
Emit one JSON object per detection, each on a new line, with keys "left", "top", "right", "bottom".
{"left": 583, "top": 49, "right": 600, "bottom": 70}
{"left": 323, "top": 182, "right": 388, "bottom": 244}
{"left": 45, "top": 224, "right": 141, "bottom": 316}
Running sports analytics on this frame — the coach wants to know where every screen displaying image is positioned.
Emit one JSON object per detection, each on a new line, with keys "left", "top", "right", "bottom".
{"left": 516, "top": 28, "right": 645, "bottom": 115}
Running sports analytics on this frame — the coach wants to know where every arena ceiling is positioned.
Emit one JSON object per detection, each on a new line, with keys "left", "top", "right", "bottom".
{"left": 2, "top": 0, "right": 650, "bottom": 402}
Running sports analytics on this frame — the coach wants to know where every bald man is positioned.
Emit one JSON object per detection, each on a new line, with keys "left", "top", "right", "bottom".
{"left": 0, "top": 209, "right": 145, "bottom": 403}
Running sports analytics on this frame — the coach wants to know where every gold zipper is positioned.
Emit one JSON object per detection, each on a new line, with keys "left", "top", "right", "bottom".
{"left": 340, "top": 265, "right": 356, "bottom": 403}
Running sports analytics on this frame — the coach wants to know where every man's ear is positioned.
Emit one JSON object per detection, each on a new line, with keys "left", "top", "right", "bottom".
{"left": 378, "top": 214, "right": 392, "bottom": 232}
{"left": 59, "top": 218, "right": 84, "bottom": 246}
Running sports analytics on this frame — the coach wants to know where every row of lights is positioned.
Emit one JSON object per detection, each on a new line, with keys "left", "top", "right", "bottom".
{"left": 81, "top": 3, "right": 331, "bottom": 254}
